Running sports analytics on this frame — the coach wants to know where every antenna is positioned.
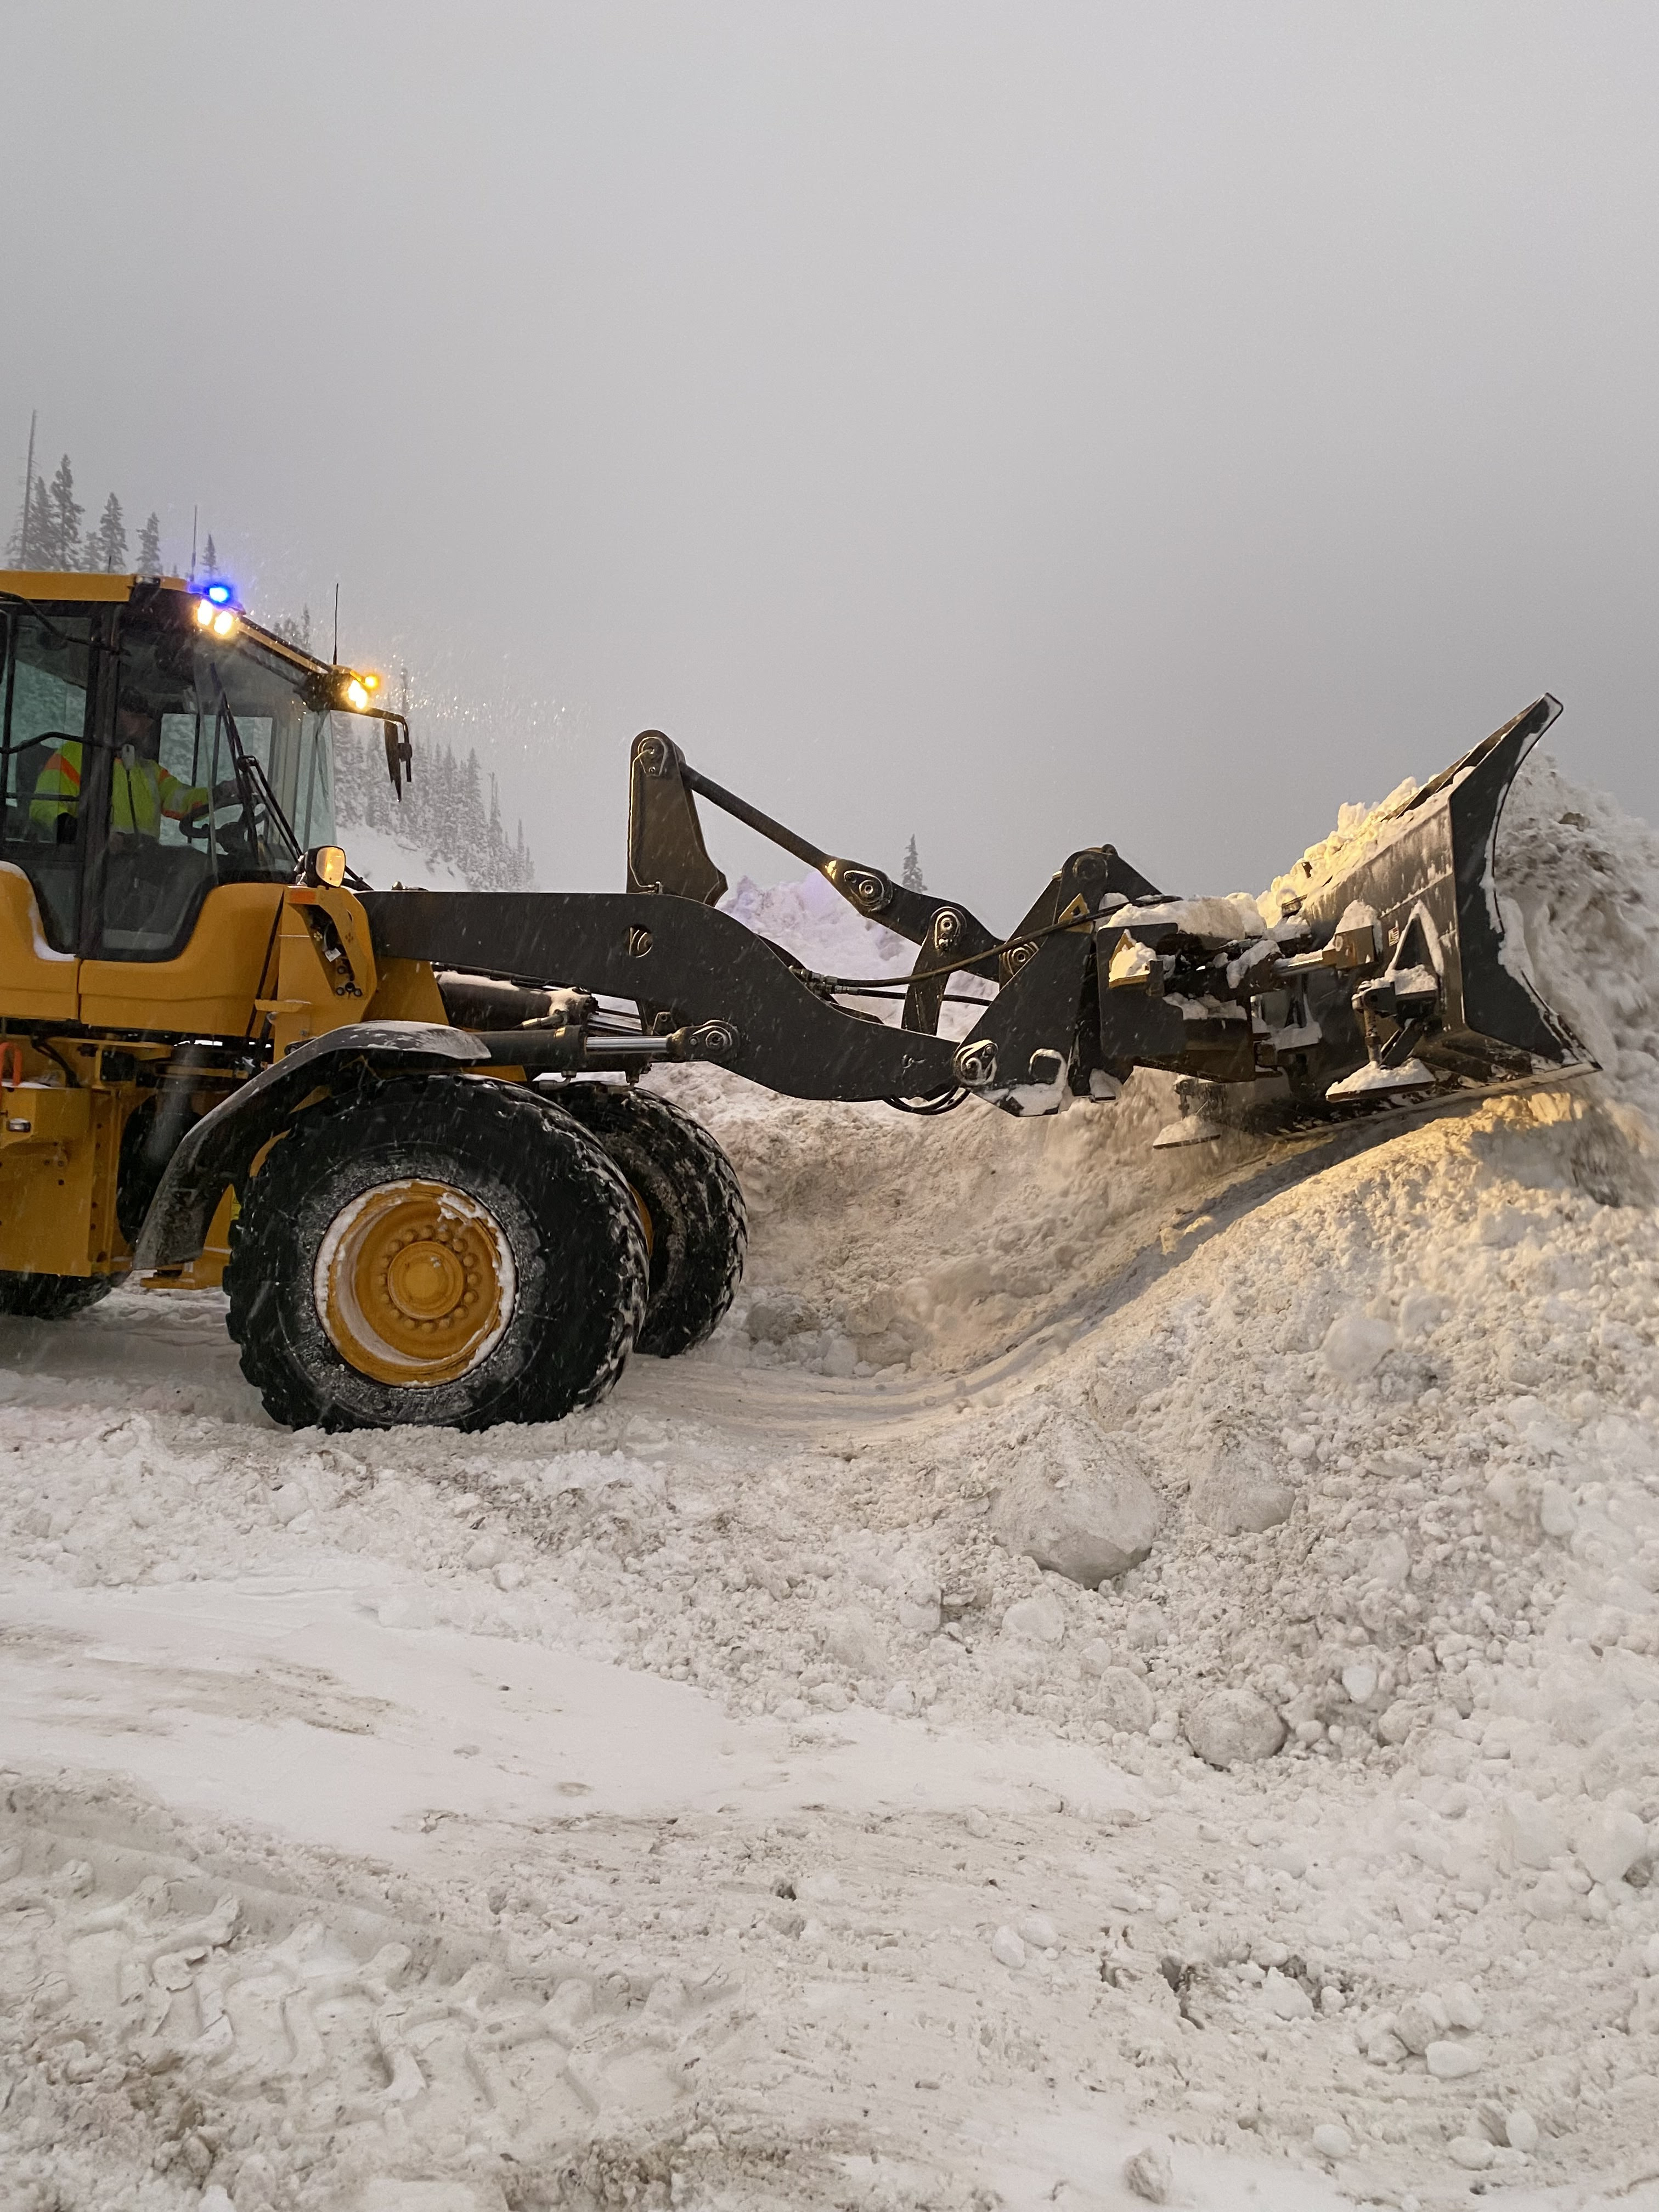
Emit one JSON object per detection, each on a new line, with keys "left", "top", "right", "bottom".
{"left": 190, "top": 505, "right": 198, "bottom": 584}
{"left": 332, "top": 583, "right": 340, "bottom": 665}
{"left": 17, "top": 408, "right": 37, "bottom": 565}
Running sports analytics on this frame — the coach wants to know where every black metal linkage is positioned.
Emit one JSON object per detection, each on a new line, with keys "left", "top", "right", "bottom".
{"left": 362, "top": 889, "right": 963, "bottom": 1102}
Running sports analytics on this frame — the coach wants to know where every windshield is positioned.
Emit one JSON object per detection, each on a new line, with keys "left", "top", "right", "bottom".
{"left": 162, "top": 633, "right": 335, "bottom": 868}
{"left": 2, "top": 599, "right": 385, "bottom": 962}
{"left": 100, "top": 622, "right": 341, "bottom": 957}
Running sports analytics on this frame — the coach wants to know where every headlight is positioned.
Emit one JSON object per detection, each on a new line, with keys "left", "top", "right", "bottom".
{"left": 196, "top": 595, "right": 239, "bottom": 639}
{"left": 343, "top": 678, "right": 370, "bottom": 712}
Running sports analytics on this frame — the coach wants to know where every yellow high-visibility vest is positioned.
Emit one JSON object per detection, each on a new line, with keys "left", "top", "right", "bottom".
{"left": 30, "top": 742, "right": 206, "bottom": 838}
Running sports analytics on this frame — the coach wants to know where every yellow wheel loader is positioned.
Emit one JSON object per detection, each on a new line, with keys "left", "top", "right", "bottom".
{"left": 0, "top": 570, "right": 743, "bottom": 1430}
{"left": 0, "top": 569, "right": 1588, "bottom": 1431}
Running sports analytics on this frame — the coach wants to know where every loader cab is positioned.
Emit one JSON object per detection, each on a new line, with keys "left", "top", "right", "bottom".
{"left": 1, "top": 575, "right": 349, "bottom": 962}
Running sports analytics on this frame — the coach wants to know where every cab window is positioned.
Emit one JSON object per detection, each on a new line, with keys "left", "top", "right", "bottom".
{"left": 0, "top": 606, "right": 93, "bottom": 952}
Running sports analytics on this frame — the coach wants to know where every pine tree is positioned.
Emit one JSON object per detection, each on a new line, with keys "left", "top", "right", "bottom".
{"left": 7, "top": 409, "right": 37, "bottom": 567}
{"left": 459, "top": 749, "right": 486, "bottom": 875}
{"left": 26, "top": 478, "right": 51, "bottom": 566}
{"left": 137, "top": 512, "right": 162, "bottom": 572}
{"left": 45, "top": 455, "right": 83, "bottom": 570}
{"left": 901, "top": 834, "right": 925, "bottom": 893}
{"left": 485, "top": 775, "right": 505, "bottom": 889}
{"left": 92, "top": 492, "right": 128, "bottom": 572}
{"left": 201, "top": 531, "right": 219, "bottom": 579}
{"left": 6, "top": 475, "right": 50, "bottom": 567}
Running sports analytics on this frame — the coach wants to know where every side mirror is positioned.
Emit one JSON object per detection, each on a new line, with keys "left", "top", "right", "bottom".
{"left": 383, "top": 715, "right": 413, "bottom": 799}
{"left": 301, "top": 845, "right": 347, "bottom": 888}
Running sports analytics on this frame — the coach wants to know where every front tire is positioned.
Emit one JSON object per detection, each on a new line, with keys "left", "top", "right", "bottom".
{"left": 225, "top": 1074, "right": 648, "bottom": 1431}
{"left": 0, "top": 1272, "right": 115, "bottom": 1319}
{"left": 551, "top": 1085, "right": 746, "bottom": 1356}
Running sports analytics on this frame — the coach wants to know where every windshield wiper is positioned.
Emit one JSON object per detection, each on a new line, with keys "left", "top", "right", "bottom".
{"left": 207, "top": 676, "right": 301, "bottom": 869}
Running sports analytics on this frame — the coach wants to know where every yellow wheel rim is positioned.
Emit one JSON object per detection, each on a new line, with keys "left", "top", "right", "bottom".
{"left": 629, "top": 1183, "right": 654, "bottom": 1258}
{"left": 313, "top": 1179, "right": 515, "bottom": 1387}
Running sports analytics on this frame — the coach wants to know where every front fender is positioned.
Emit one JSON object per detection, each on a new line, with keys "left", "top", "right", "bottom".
{"left": 131, "top": 1022, "right": 483, "bottom": 1271}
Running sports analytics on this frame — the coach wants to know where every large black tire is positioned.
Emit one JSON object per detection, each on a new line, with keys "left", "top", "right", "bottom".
{"left": 0, "top": 1272, "right": 115, "bottom": 1319}
{"left": 552, "top": 1085, "right": 746, "bottom": 1357}
{"left": 224, "top": 1074, "right": 648, "bottom": 1432}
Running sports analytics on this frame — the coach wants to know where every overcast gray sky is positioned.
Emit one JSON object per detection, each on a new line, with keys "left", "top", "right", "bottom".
{"left": 7, "top": 3, "right": 1657, "bottom": 917}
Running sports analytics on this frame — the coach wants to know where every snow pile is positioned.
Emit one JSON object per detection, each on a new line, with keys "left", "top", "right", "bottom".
{"left": 1497, "top": 749, "right": 1659, "bottom": 1127}
{"left": 720, "top": 870, "right": 912, "bottom": 983}
{"left": 3, "top": 749, "right": 1659, "bottom": 2209}
{"left": 1260, "top": 775, "right": 1422, "bottom": 927}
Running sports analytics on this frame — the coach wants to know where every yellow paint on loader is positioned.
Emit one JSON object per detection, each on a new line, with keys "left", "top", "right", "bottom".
{"left": 0, "top": 567, "right": 444, "bottom": 1293}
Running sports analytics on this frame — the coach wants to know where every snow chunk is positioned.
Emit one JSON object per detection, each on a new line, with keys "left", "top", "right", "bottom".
{"left": 1576, "top": 1805, "right": 1650, "bottom": 1887}
{"left": 1184, "top": 1686, "right": 1286, "bottom": 1768}
{"left": 1506, "top": 2108, "right": 1540, "bottom": 2153}
{"left": 1426, "top": 2038, "right": 1486, "bottom": 2079}
{"left": 1189, "top": 1447, "right": 1296, "bottom": 1535}
{"left": 1265, "top": 1967, "right": 1314, "bottom": 2019}
{"left": 1395, "top": 1992, "right": 1450, "bottom": 2053}
{"left": 1448, "top": 2135, "right": 1495, "bottom": 2171}
{"left": 1094, "top": 1665, "right": 1156, "bottom": 1735}
{"left": 1121, "top": 895, "right": 1265, "bottom": 945}
{"left": 988, "top": 1421, "right": 1161, "bottom": 1588}
{"left": 1001, "top": 1594, "right": 1066, "bottom": 1645}
{"left": 1124, "top": 2139, "right": 1173, "bottom": 2203}
{"left": 990, "top": 1925, "right": 1026, "bottom": 1970}
{"left": 1322, "top": 1312, "right": 1397, "bottom": 1381}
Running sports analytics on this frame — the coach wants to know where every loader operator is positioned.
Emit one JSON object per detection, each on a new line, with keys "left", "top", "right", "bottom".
{"left": 30, "top": 707, "right": 211, "bottom": 846}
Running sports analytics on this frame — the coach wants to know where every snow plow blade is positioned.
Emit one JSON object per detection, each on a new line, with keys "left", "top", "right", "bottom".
{"left": 1088, "top": 695, "right": 1593, "bottom": 1116}
{"left": 1269, "top": 694, "right": 1592, "bottom": 1105}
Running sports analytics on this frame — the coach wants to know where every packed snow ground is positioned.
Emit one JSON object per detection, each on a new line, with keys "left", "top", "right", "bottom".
{"left": 3, "top": 756, "right": 1659, "bottom": 2212}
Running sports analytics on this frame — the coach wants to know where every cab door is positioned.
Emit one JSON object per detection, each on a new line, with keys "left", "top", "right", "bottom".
{"left": 75, "top": 606, "right": 286, "bottom": 1034}
{"left": 0, "top": 601, "right": 91, "bottom": 1020}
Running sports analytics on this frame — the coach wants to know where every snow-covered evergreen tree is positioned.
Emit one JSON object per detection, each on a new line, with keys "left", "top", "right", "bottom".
{"left": 44, "top": 456, "right": 82, "bottom": 569}
{"left": 902, "top": 834, "right": 925, "bottom": 892}
{"left": 91, "top": 493, "right": 127, "bottom": 572}
{"left": 327, "top": 703, "right": 534, "bottom": 890}
{"left": 271, "top": 606, "right": 314, "bottom": 653}
{"left": 6, "top": 476, "right": 50, "bottom": 567}
{"left": 137, "top": 512, "right": 162, "bottom": 572}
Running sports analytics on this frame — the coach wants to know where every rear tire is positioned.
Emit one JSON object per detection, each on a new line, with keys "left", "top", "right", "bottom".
{"left": 551, "top": 1084, "right": 746, "bottom": 1356}
{"left": 225, "top": 1074, "right": 648, "bottom": 1431}
{"left": 0, "top": 1272, "right": 115, "bottom": 1320}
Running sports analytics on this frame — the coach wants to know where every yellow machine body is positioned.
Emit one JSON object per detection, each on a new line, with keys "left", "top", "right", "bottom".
{"left": 0, "top": 569, "right": 441, "bottom": 1292}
